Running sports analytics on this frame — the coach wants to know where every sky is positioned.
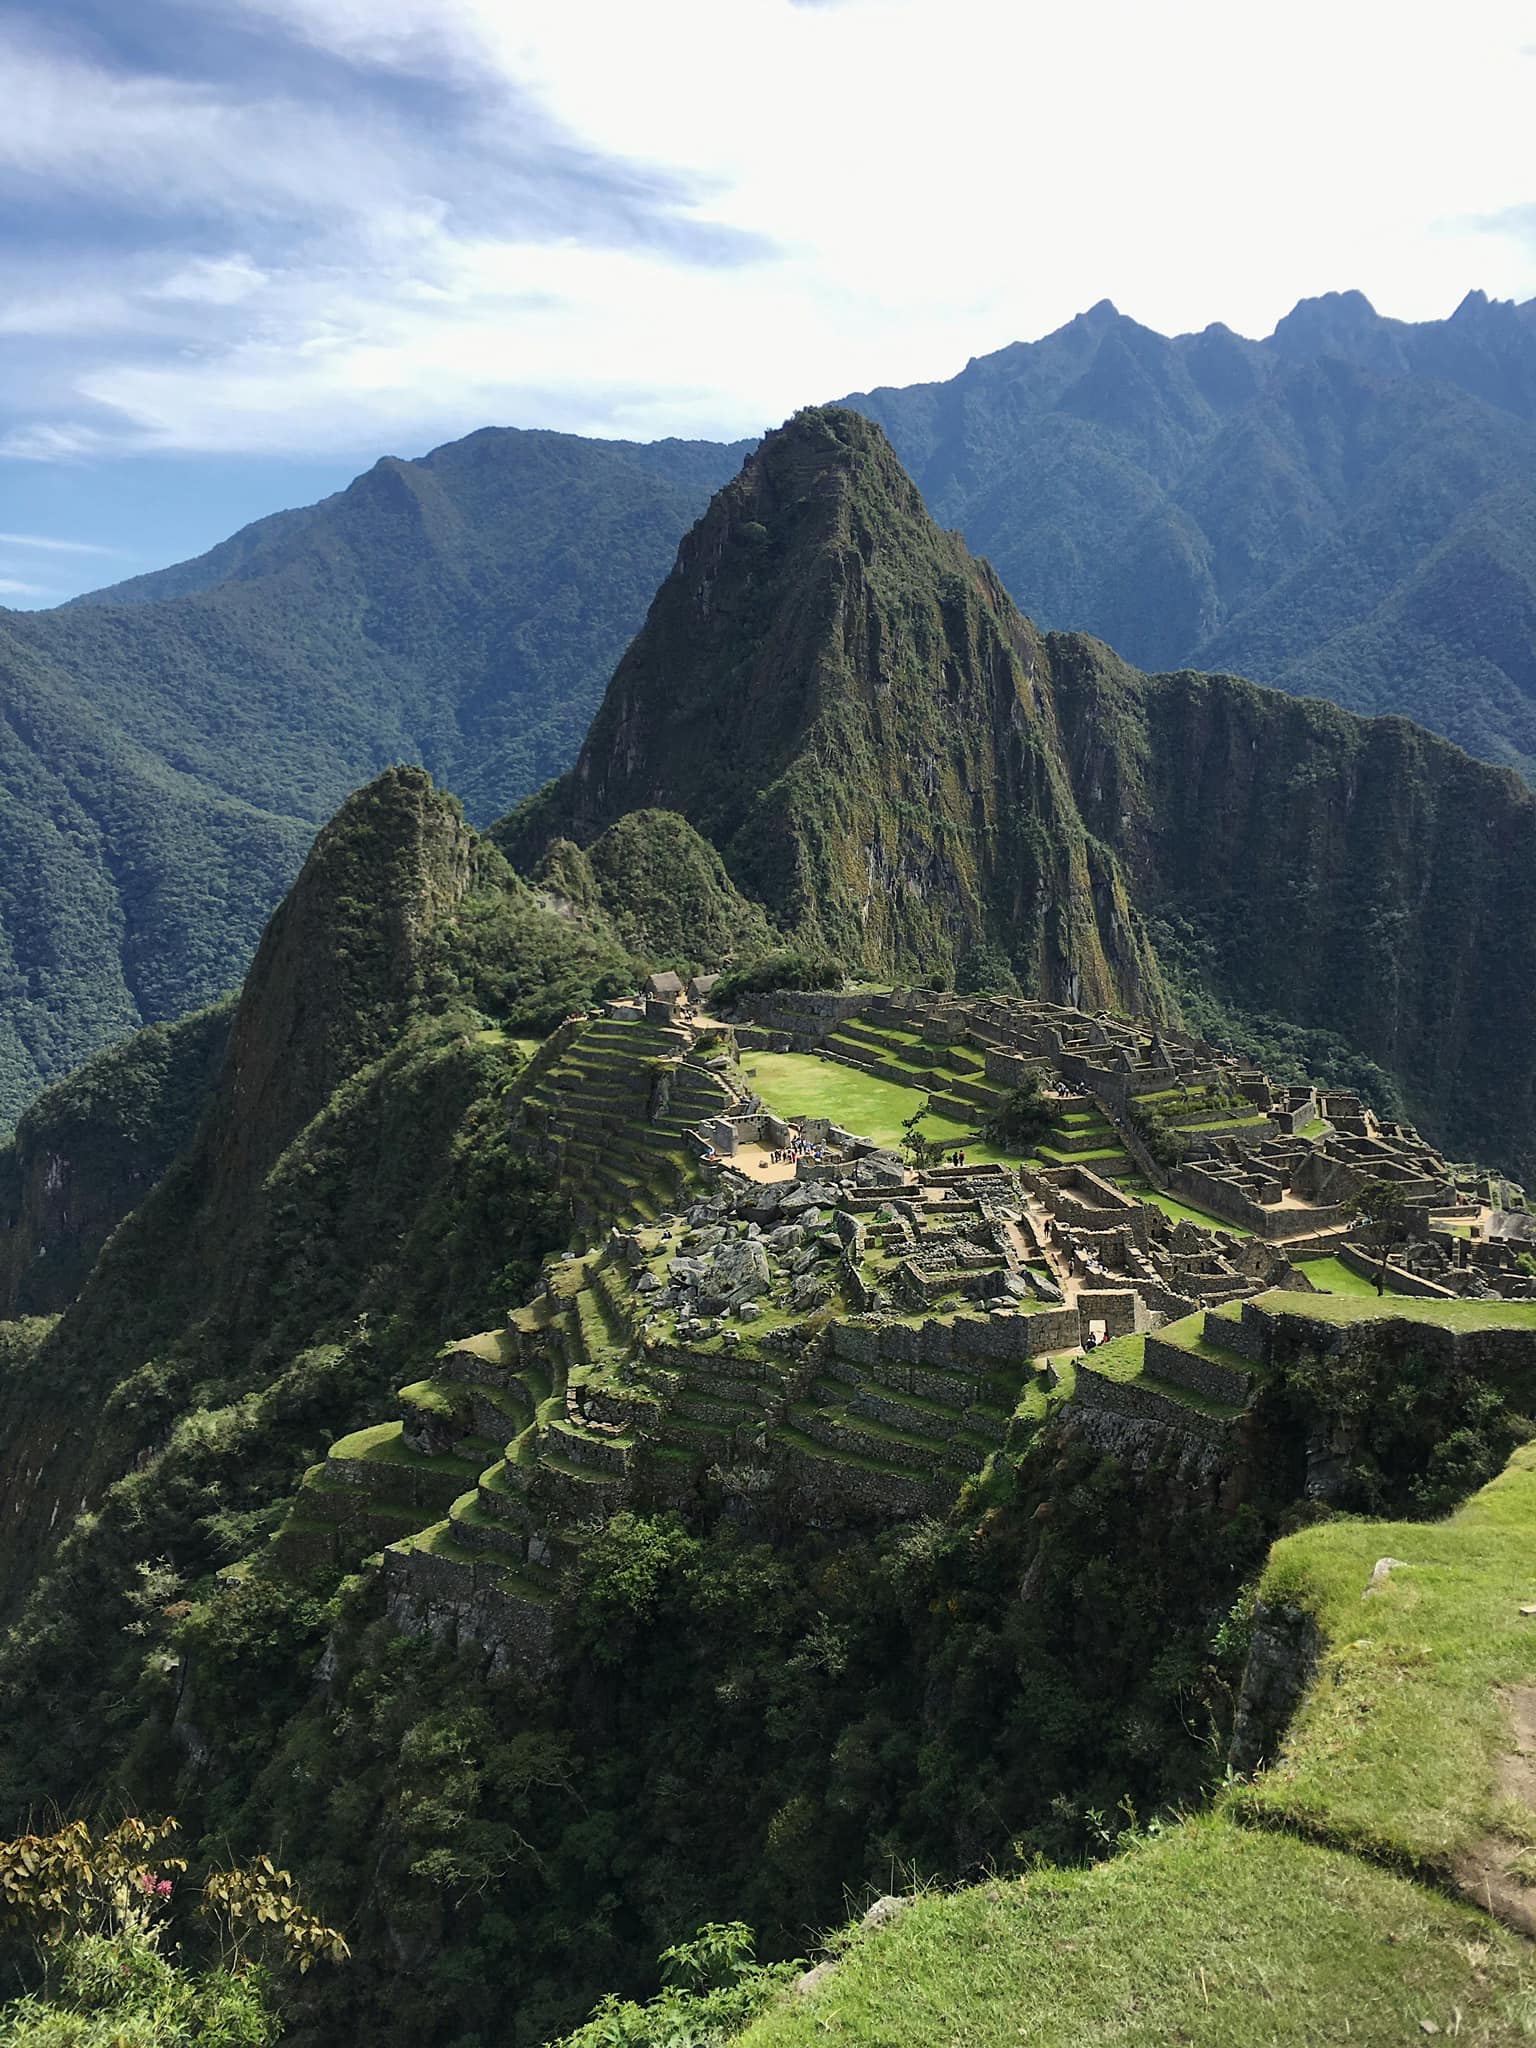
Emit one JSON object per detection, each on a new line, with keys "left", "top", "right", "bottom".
{"left": 2, "top": 0, "right": 1534, "bottom": 603}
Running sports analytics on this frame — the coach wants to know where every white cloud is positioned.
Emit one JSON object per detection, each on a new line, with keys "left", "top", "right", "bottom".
{"left": 0, "top": 575, "right": 54, "bottom": 596}
{"left": 0, "top": 531, "right": 121, "bottom": 553}
{"left": 2, "top": 0, "right": 1535, "bottom": 464}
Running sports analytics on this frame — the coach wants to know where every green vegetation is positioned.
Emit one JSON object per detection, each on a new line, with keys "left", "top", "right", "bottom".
{"left": 733, "top": 1817, "right": 1534, "bottom": 2048}
{"left": 711, "top": 950, "right": 848, "bottom": 1006}
{"left": 0, "top": 429, "right": 744, "bottom": 1128}
{"left": 981, "top": 1075, "right": 1053, "bottom": 1152}
{"left": 1237, "top": 1443, "right": 1536, "bottom": 1867}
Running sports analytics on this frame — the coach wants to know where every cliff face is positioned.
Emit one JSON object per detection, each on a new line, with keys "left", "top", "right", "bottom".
{"left": 506, "top": 408, "right": 1162, "bottom": 1009}
{"left": 506, "top": 410, "right": 1536, "bottom": 1177}
{"left": 1053, "top": 647, "right": 1536, "bottom": 1177}
{"left": 0, "top": 1003, "right": 233, "bottom": 1318}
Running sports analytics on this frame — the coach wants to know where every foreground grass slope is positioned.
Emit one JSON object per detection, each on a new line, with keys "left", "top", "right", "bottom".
{"left": 740, "top": 1820, "right": 1534, "bottom": 2048}
{"left": 718, "top": 1439, "right": 1536, "bottom": 2047}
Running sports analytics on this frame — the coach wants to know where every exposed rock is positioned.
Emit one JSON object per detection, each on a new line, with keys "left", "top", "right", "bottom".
{"left": 860, "top": 1894, "right": 910, "bottom": 1933}
{"left": 795, "top": 1962, "right": 837, "bottom": 1996}
{"left": 1363, "top": 1556, "right": 1410, "bottom": 1597}
{"left": 1230, "top": 1601, "right": 1323, "bottom": 1775}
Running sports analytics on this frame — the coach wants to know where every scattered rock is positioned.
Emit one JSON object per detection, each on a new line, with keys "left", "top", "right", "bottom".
{"left": 859, "top": 1894, "right": 910, "bottom": 1933}
{"left": 1363, "top": 1557, "right": 1410, "bottom": 1599}
{"left": 738, "top": 1301, "right": 763, "bottom": 1323}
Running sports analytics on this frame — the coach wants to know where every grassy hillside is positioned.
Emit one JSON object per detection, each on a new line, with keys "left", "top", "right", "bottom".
{"left": 714, "top": 1441, "right": 1536, "bottom": 2048}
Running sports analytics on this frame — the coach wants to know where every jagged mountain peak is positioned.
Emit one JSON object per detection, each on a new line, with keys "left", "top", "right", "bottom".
{"left": 502, "top": 412, "right": 1160, "bottom": 1010}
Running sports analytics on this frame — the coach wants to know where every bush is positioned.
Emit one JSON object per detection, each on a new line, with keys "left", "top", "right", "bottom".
{"left": 1129, "top": 1101, "right": 1185, "bottom": 1175}
{"left": 712, "top": 949, "right": 846, "bottom": 1006}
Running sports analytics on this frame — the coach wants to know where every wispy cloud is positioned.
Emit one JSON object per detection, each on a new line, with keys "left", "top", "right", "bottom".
{"left": 0, "top": 575, "right": 55, "bottom": 596}
{"left": 0, "top": 530, "right": 122, "bottom": 553}
{"left": 0, "top": 0, "right": 1531, "bottom": 482}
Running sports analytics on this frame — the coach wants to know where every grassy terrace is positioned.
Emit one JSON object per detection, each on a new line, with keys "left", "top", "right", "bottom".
{"left": 1072, "top": 1327, "right": 1247, "bottom": 1419}
{"left": 1297, "top": 1254, "right": 1388, "bottom": 1297}
{"left": 1234, "top": 1443, "right": 1536, "bottom": 1869}
{"left": 737, "top": 1814, "right": 1533, "bottom": 2048}
{"left": 1249, "top": 1289, "right": 1536, "bottom": 1332}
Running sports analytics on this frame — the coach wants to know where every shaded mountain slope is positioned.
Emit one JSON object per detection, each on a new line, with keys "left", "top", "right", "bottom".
{"left": 0, "top": 999, "right": 233, "bottom": 1319}
{"left": 0, "top": 430, "right": 744, "bottom": 1128}
{"left": 1052, "top": 644, "right": 1536, "bottom": 1174}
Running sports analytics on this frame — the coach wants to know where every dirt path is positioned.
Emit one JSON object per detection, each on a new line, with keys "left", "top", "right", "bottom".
{"left": 1452, "top": 1684, "right": 1536, "bottom": 1935}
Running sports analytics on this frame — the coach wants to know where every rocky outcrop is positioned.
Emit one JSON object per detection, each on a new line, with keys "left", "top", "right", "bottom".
{"left": 1230, "top": 1601, "right": 1323, "bottom": 1775}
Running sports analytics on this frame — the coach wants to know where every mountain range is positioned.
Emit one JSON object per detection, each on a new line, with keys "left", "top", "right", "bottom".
{"left": 3, "top": 287, "right": 1536, "bottom": 1129}
{"left": 5, "top": 402, "right": 1536, "bottom": 2045}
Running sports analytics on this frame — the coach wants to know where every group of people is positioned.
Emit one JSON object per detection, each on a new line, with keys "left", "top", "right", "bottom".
{"left": 770, "top": 1137, "right": 829, "bottom": 1167}
{"left": 946, "top": 1150, "right": 969, "bottom": 1168}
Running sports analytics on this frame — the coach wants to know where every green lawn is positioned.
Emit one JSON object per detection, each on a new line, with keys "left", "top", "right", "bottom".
{"left": 1297, "top": 1254, "right": 1386, "bottom": 1297}
{"left": 745, "top": 1051, "right": 1012, "bottom": 1163}
{"left": 735, "top": 1814, "right": 1533, "bottom": 2048}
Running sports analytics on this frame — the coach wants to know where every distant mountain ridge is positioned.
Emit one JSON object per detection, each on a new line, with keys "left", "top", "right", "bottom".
{"left": 838, "top": 287, "right": 1536, "bottom": 779}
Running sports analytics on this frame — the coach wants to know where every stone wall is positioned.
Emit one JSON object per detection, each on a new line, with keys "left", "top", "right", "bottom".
{"left": 1142, "top": 1333, "right": 1250, "bottom": 1406}
{"left": 1169, "top": 1159, "right": 1348, "bottom": 1240}
{"left": 1070, "top": 1362, "right": 1235, "bottom": 1446}
{"left": 829, "top": 1303, "right": 1081, "bottom": 1373}
{"left": 1335, "top": 1242, "right": 1458, "bottom": 1299}
{"left": 381, "top": 1547, "right": 557, "bottom": 1673}
{"left": 1077, "top": 1287, "right": 1140, "bottom": 1338}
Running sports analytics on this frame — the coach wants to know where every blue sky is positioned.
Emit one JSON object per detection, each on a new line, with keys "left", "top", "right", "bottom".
{"left": 3, "top": 0, "right": 1535, "bottom": 604}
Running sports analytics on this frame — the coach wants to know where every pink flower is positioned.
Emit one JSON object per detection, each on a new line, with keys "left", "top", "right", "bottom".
{"left": 155, "top": 1879, "right": 173, "bottom": 1898}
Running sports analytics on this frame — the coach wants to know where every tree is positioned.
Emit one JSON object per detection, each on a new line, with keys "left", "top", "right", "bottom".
{"left": 1128, "top": 1100, "right": 1186, "bottom": 1177}
{"left": 983, "top": 1075, "right": 1053, "bottom": 1153}
{"left": 1351, "top": 1178, "right": 1414, "bottom": 1295}
{"left": 900, "top": 1104, "right": 942, "bottom": 1170}
{"left": 0, "top": 1815, "right": 348, "bottom": 2046}
{"left": 956, "top": 944, "right": 1019, "bottom": 997}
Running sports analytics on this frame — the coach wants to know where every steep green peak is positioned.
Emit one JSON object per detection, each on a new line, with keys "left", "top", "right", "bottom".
{"left": 502, "top": 411, "right": 1154, "bottom": 1008}
{"left": 195, "top": 766, "right": 474, "bottom": 1235}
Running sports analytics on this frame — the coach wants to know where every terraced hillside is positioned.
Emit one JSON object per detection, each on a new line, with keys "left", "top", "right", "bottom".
{"left": 516, "top": 1014, "right": 741, "bottom": 1229}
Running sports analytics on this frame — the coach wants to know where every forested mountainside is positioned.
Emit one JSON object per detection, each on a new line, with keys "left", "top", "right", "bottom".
{"left": 0, "top": 430, "right": 744, "bottom": 1129}
{"left": 3, "top": 758, "right": 1536, "bottom": 2042}
{"left": 840, "top": 288, "right": 1536, "bottom": 780}
{"left": 510, "top": 407, "right": 1536, "bottom": 1182}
